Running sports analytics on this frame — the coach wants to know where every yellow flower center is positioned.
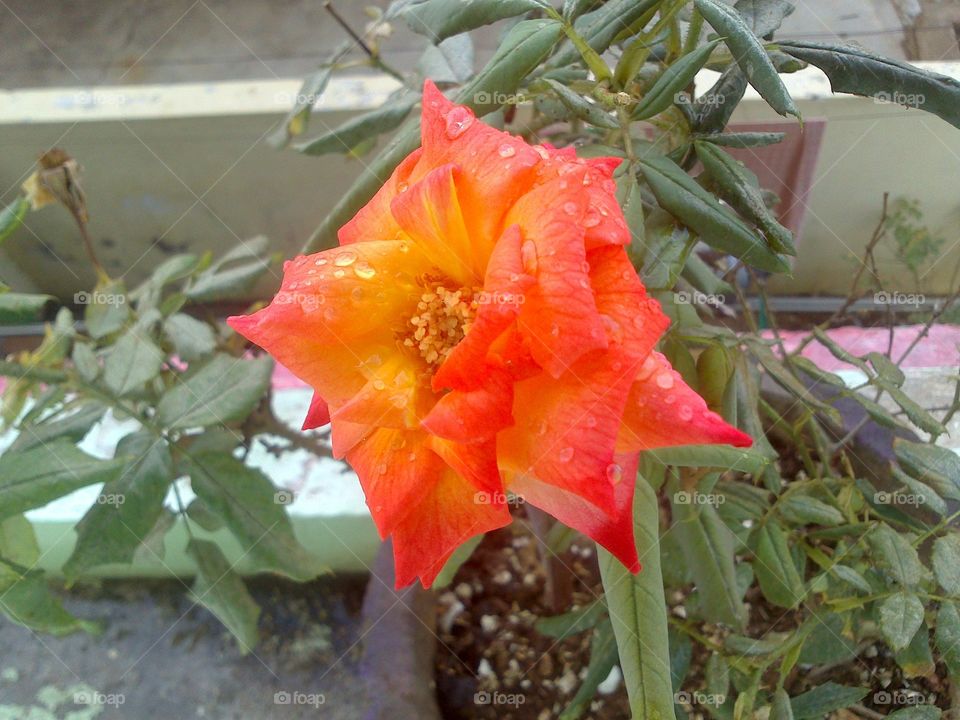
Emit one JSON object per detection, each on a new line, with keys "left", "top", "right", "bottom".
{"left": 404, "top": 283, "right": 479, "bottom": 367}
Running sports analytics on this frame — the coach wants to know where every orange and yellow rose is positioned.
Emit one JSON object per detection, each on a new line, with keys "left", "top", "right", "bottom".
{"left": 229, "top": 80, "right": 751, "bottom": 587}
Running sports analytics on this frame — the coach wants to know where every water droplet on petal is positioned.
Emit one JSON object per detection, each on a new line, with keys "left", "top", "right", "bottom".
{"left": 637, "top": 355, "right": 658, "bottom": 381}
{"left": 378, "top": 463, "right": 388, "bottom": 475}
{"left": 606, "top": 463, "right": 623, "bottom": 484}
{"left": 563, "top": 201, "right": 578, "bottom": 216}
{"left": 585, "top": 415, "right": 597, "bottom": 428}
{"left": 397, "top": 181, "right": 409, "bottom": 193}
{"left": 679, "top": 405, "right": 693, "bottom": 421}
{"left": 521, "top": 240, "right": 538, "bottom": 275}
{"left": 498, "top": 144, "right": 516, "bottom": 158}
{"left": 398, "top": 241, "right": 410, "bottom": 253}
{"left": 550, "top": 323, "right": 560, "bottom": 337}
{"left": 656, "top": 372, "right": 674, "bottom": 390}
{"left": 664, "top": 395, "right": 676, "bottom": 405}
{"left": 354, "top": 262, "right": 376, "bottom": 279}
{"left": 583, "top": 212, "right": 601, "bottom": 228}
{"left": 444, "top": 107, "right": 474, "bottom": 139}
{"left": 334, "top": 251, "right": 357, "bottom": 267}
{"left": 315, "top": 258, "right": 328, "bottom": 266}
{"left": 534, "top": 146, "right": 550, "bottom": 160}
{"left": 558, "top": 447, "right": 574, "bottom": 463}
{"left": 333, "top": 269, "right": 345, "bottom": 278}
{"left": 373, "top": 379, "right": 386, "bottom": 390}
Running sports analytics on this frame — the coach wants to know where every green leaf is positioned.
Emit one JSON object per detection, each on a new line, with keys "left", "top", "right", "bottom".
{"left": 103, "top": 329, "right": 164, "bottom": 397}
{"left": 647, "top": 444, "right": 769, "bottom": 474}
{"left": 749, "top": 343, "right": 842, "bottom": 424}
{"left": 0, "top": 441, "right": 126, "bottom": 521}
{"left": 632, "top": 39, "right": 724, "bottom": 121}
{"left": 673, "top": 494, "right": 746, "bottom": 627}
{"left": 798, "top": 614, "right": 858, "bottom": 665}
{"left": 71, "top": 342, "right": 100, "bottom": 381}
{"left": 695, "top": 65, "right": 748, "bottom": 133}
{"left": 63, "top": 432, "right": 173, "bottom": 579}
{"left": 551, "top": 0, "right": 661, "bottom": 68}
{"left": 694, "top": 0, "right": 800, "bottom": 118}
{"left": 777, "top": 495, "right": 844, "bottom": 526}
{"left": 894, "top": 439, "right": 960, "bottom": 501}
{"left": 9, "top": 402, "right": 104, "bottom": 453}
{"left": 83, "top": 279, "right": 129, "bottom": 339}
{"left": 294, "top": 96, "right": 418, "bottom": 156}
{"left": 536, "top": 599, "right": 607, "bottom": 640}
{"left": 879, "top": 592, "right": 925, "bottom": 651}
{"left": 163, "top": 313, "right": 216, "bottom": 362}
{"left": 303, "top": 19, "right": 563, "bottom": 253}
{"left": 880, "top": 383, "right": 946, "bottom": 437}
{"left": 932, "top": 534, "right": 960, "bottom": 595}
{"left": 777, "top": 40, "right": 960, "bottom": 129}
{"left": 734, "top": 0, "right": 795, "bottom": 37}
{"left": 187, "top": 451, "right": 324, "bottom": 581}
{"left": 419, "top": 34, "right": 475, "bottom": 84}
{"left": 789, "top": 683, "right": 867, "bottom": 719}
{"left": 887, "top": 707, "right": 942, "bottom": 720}
{"left": 869, "top": 525, "right": 922, "bottom": 587}
{"left": 696, "top": 131, "right": 786, "bottom": 148}
{"left": 559, "top": 619, "right": 618, "bottom": 720}
{"left": 637, "top": 153, "right": 788, "bottom": 273}
{"left": 0, "top": 196, "right": 28, "bottom": 245}
{"left": 0, "top": 292, "right": 54, "bottom": 325}
{"left": 695, "top": 140, "right": 796, "bottom": 254}
{"left": 895, "top": 620, "right": 935, "bottom": 679}
{"left": 831, "top": 564, "right": 872, "bottom": 594}
{"left": 750, "top": 522, "right": 805, "bottom": 608}
{"left": 0, "top": 571, "right": 99, "bottom": 636}
{"left": 867, "top": 351, "right": 905, "bottom": 386}
{"left": 185, "top": 237, "right": 272, "bottom": 302}
{"left": 724, "top": 632, "right": 786, "bottom": 656}
{"left": 187, "top": 538, "right": 261, "bottom": 652}
{"left": 542, "top": 78, "right": 619, "bottom": 129}
{"left": 403, "top": 0, "right": 540, "bottom": 42}
{"left": 156, "top": 353, "right": 272, "bottom": 429}
{"left": 935, "top": 600, "right": 960, "bottom": 677}
{"left": 431, "top": 533, "right": 483, "bottom": 588}
{"left": 599, "top": 475, "right": 675, "bottom": 720}
{"left": 770, "top": 687, "right": 794, "bottom": 720}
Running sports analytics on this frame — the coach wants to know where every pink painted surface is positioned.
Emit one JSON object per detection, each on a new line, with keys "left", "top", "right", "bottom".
{"left": 725, "top": 119, "right": 827, "bottom": 243}
{"left": 769, "top": 324, "right": 960, "bottom": 371}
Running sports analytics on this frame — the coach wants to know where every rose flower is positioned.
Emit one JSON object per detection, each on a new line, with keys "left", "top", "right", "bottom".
{"left": 228, "top": 81, "right": 751, "bottom": 587}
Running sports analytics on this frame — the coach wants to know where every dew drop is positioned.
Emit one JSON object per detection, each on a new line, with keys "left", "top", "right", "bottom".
{"left": 354, "top": 262, "right": 376, "bottom": 279}
{"left": 521, "top": 240, "right": 538, "bottom": 275}
{"left": 315, "top": 258, "right": 328, "bottom": 266}
{"left": 378, "top": 463, "right": 388, "bottom": 475}
{"left": 334, "top": 251, "right": 357, "bottom": 267}
{"left": 373, "top": 379, "right": 386, "bottom": 390}
{"left": 398, "top": 241, "right": 410, "bottom": 253}
{"left": 664, "top": 395, "right": 676, "bottom": 405}
{"left": 563, "top": 201, "right": 578, "bottom": 216}
{"left": 445, "top": 107, "right": 474, "bottom": 139}
{"left": 606, "top": 463, "right": 623, "bottom": 484}
{"left": 656, "top": 372, "right": 674, "bottom": 390}
{"left": 679, "top": 405, "right": 693, "bottom": 421}
{"left": 408, "top": 452, "right": 417, "bottom": 462}
{"left": 581, "top": 261, "right": 590, "bottom": 273}
{"left": 333, "top": 269, "right": 345, "bottom": 278}
{"left": 558, "top": 447, "right": 574, "bottom": 463}
{"left": 536, "top": 421, "right": 548, "bottom": 435}
{"left": 534, "top": 146, "right": 550, "bottom": 160}
{"left": 498, "top": 144, "right": 516, "bottom": 158}
{"left": 637, "top": 355, "right": 658, "bottom": 381}
{"left": 585, "top": 415, "right": 597, "bottom": 428}
{"left": 550, "top": 323, "right": 560, "bottom": 337}
{"left": 583, "top": 212, "right": 601, "bottom": 228}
